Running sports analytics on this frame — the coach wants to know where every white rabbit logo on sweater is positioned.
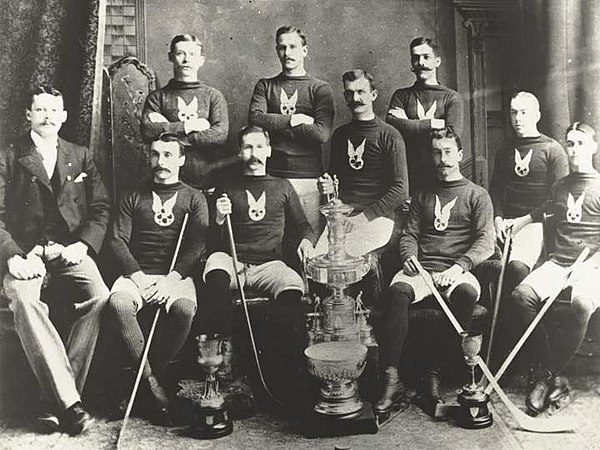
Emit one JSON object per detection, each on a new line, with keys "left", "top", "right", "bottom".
{"left": 566, "top": 192, "right": 585, "bottom": 223}
{"left": 433, "top": 195, "right": 458, "bottom": 231}
{"left": 246, "top": 190, "right": 266, "bottom": 221}
{"left": 417, "top": 99, "right": 437, "bottom": 120}
{"left": 514, "top": 148, "right": 533, "bottom": 177}
{"left": 177, "top": 96, "right": 199, "bottom": 121}
{"left": 280, "top": 89, "right": 298, "bottom": 115}
{"left": 152, "top": 192, "right": 178, "bottom": 227}
{"left": 348, "top": 139, "right": 366, "bottom": 170}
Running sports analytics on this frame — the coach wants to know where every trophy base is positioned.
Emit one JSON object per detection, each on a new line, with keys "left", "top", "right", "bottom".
{"left": 190, "top": 404, "right": 233, "bottom": 439}
{"left": 456, "top": 391, "right": 493, "bottom": 429}
{"left": 303, "top": 401, "right": 378, "bottom": 438}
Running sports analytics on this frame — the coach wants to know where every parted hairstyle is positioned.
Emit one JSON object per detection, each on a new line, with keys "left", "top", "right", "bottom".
{"left": 409, "top": 37, "right": 439, "bottom": 55}
{"left": 342, "top": 69, "right": 376, "bottom": 91}
{"left": 430, "top": 126, "right": 462, "bottom": 150}
{"left": 238, "top": 125, "right": 270, "bottom": 147}
{"left": 169, "top": 34, "right": 203, "bottom": 54}
{"left": 276, "top": 26, "right": 307, "bottom": 46}
{"left": 153, "top": 132, "right": 185, "bottom": 156}
{"left": 566, "top": 122, "right": 596, "bottom": 141}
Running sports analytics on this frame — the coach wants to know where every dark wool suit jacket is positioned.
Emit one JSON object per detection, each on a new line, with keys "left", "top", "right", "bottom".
{"left": 0, "top": 135, "right": 111, "bottom": 272}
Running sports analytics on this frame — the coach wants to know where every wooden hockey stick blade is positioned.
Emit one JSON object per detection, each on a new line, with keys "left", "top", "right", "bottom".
{"left": 476, "top": 356, "right": 578, "bottom": 433}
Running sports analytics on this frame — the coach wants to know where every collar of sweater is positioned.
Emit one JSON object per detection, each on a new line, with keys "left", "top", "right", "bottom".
{"left": 165, "top": 79, "right": 205, "bottom": 90}
{"left": 411, "top": 81, "right": 451, "bottom": 92}
{"left": 151, "top": 181, "right": 184, "bottom": 191}
{"left": 435, "top": 177, "right": 468, "bottom": 189}
{"left": 276, "top": 72, "right": 313, "bottom": 81}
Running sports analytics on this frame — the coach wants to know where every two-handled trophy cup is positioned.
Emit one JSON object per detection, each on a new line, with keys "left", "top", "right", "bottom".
{"left": 191, "top": 334, "right": 233, "bottom": 439}
{"left": 456, "top": 331, "right": 493, "bottom": 429}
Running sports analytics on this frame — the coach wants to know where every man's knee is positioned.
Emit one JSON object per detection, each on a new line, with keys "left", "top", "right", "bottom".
{"left": 510, "top": 284, "right": 539, "bottom": 312}
{"left": 570, "top": 294, "right": 596, "bottom": 322}
{"left": 168, "top": 297, "right": 197, "bottom": 320}
{"left": 450, "top": 283, "right": 478, "bottom": 302}
{"left": 106, "top": 291, "right": 138, "bottom": 318}
{"left": 387, "top": 282, "right": 415, "bottom": 306}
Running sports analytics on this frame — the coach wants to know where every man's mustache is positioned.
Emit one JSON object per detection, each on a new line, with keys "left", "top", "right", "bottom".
{"left": 152, "top": 166, "right": 170, "bottom": 174}
{"left": 411, "top": 66, "right": 432, "bottom": 73}
{"left": 245, "top": 158, "right": 262, "bottom": 165}
{"left": 437, "top": 163, "right": 453, "bottom": 169}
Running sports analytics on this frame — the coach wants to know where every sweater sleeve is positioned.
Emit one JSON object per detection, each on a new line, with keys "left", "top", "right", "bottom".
{"left": 289, "top": 83, "right": 334, "bottom": 145}
{"left": 140, "top": 90, "right": 188, "bottom": 141}
{"left": 489, "top": 145, "right": 508, "bottom": 217}
{"left": 185, "top": 89, "right": 229, "bottom": 147}
{"left": 386, "top": 89, "right": 432, "bottom": 136}
{"left": 363, "top": 130, "right": 409, "bottom": 221}
{"left": 398, "top": 194, "right": 421, "bottom": 266}
{"left": 444, "top": 91, "right": 464, "bottom": 136}
{"left": 287, "top": 183, "right": 317, "bottom": 245}
{"left": 456, "top": 190, "right": 495, "bottom": 270}
{"left": 248, "top": 79, "right": 292, "bottom": 131}
{"left": 109, "top": 192, "right": 142, "bottom": 276}
{"left": 173, "top": 191, "right": 209, "bottom": 277}
{"left": 548, "top": 142, "right": 569, "bottom": 184}
{"left": 531, "top": 181, "right": 558, "bottom": 223}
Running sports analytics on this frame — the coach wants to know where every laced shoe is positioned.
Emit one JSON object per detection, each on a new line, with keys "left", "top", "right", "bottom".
{"left": 375, "top": 367, "right": 406, "bottom": 413}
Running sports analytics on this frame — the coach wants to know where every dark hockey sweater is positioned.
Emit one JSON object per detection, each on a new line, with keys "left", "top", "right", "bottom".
{"left": 399, "top": 177, "right": 494, "bottom": 272}
{"left": 141, "top": 79, "right": 229, "bottom": 188}
{"left": 329, "top": 117, "right": 409, "bottom": 220}
{"left": 490, "top": 134, "right": 568, "bottom": 219}
{"left": 532, "top": 172, "right": 600, "bottom": 267}
{"left": 386, "top": 82, "right": 463, "bottom": 193}
{"left": 213, "top": 175, "right": 316, "bottom": 265}
{"left": 248, "top": 73, "right": 334, "bottom": 178}
{"left": 110, "top": 181, "right": 209, "bottom": 277}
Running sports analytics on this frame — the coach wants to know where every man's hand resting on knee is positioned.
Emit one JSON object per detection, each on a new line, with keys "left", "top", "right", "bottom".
{"left": 145, "top": 271, "right": 182, "bottom": 306}
{"left": 432, "top": 264, "right": 463, "bottom": 288}
{"left": 7, "top": 254, "right": 46, "bottom": 280}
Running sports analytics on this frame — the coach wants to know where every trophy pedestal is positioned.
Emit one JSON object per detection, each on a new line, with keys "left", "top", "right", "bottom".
{"left": 191, "top": 403, "right": 234, "bottom": 439}
{"left": 456, "top": 390, "right": 493, "bottom": 429}
{"left": 303, "top": 401, "right": 378, "bottom": 438}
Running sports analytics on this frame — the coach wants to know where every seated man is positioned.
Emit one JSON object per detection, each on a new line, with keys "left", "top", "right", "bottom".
{"left": 141, "top": 34, "right": 228, "bottom": 189}
{"left": 0, "top": 86, "right": 110, "bottom": 434}
{"left": 490, "top": 92, "right": 568, "bottom": 301}
{"left": 317, "top": 69, "right": 408, "bottom": 258}
{"left": 105, "top": 133, "right": 209, "bottom": 423}
{"left": 376, "top": 127, "right": 494, "bottom": 413}
{"left": 202, "top": 125, "right": 315, "bottom": 391}
{"left": 507, "top": 122, "right": 600, "bottom": 416}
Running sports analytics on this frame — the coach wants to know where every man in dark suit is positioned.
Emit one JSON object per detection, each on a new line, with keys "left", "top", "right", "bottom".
{"left": 0, "top": 86, "right": 110, "bottom": 435}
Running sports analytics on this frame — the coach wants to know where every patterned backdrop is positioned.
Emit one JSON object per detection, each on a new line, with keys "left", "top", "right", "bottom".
{"left": 0, "top": 0, "right": 100, "bottom": 149}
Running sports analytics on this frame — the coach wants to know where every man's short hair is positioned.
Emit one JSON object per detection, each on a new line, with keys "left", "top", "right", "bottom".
{"left": 169, "top": 34, "right": 203, "bottom": 54}
{"left": 431, "top": 126, "right": 462, "bottom": 150}
{"left": 152, "top": 132, "right": 185, "bottom": 155}
{"left": 410, "top": 37, "right": 439, "bottom": 55}
{"left": 342, "top": 69, "right": 376, "bottom": 91}
{"left": 511, "top": 91, "right": 540, "bottom": 110}
{"left": 275, "top": 26, "right": 307, "bottom": 46}
{"left": 238, "top": 125, "right": 270, "bottom": 147}
{"left": 567, "top": 122, "right": 596, "bottom": 141}
{"left": 30, "top": 86, "right": 63, "bottom": 103}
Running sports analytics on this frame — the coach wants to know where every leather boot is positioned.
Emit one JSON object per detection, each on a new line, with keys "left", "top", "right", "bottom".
{"left": 526, "top": 370, "right": 552, "bottom": 415}
{"left": 547, "top": 375, "right": 570, "bottom": 404}
{"left": 424, "top": 368, "right": 442, "bottom": 403}
{"left": 142, "top": 374, "right": 172, "bottom": 426}
{"left": 375, "top": 367, "right": 405, "bottom": 413}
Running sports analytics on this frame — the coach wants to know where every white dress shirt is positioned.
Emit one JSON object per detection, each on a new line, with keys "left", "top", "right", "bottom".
{"left": 30, "top": 130, "right": 58, "bottom": 179}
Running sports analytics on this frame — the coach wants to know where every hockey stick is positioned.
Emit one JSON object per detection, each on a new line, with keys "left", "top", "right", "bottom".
{"left": 223, "top": 197, "right": 283, "bottom": 406}
{"left": 116, "top": 213, "right": 189, "bottom": 448}
{"left": 484, "top": 247, "right": 590, "bottom": 395}
{"left": 413, "top": 257, "right": 577, "bottom": 433}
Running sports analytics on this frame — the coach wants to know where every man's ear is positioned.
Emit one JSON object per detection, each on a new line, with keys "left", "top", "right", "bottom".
{"left": 25, "top": 109, "right": 32, "bottom": 121}
{"left": 266, "top": 145, "right": 272, "bottom": 158}
{"left": 458, "top": 149, "right": 464, "bottom": 162}
{"left": 302, "top": 45, "right": 308, "bottom": 58}
{"left": 59, "top": 110, "right": 68, "bottom": 124}
{"left": 168, "top": 51, "right": 174, "bottom": 63}
{"left": 434, "top": 55, "right": 442, "bottom": 68}
{"left": 198, "top": 55, "right": 206, "bottom": 68}
{"left": 371, "top": 89, "right": 379, "bottom": 101}
{"left": 534, "top": 109, "right": 541, "bottom": 124}
{"left": 178, "top": 154, "right": 186, "bottom": 167}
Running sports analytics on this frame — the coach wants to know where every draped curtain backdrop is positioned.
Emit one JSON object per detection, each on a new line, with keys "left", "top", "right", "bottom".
{"left": 0, "top": 0, "right": 104, "bottom": 150}
{"left": 515, "top": 0, "right": 600, "bottom": 157}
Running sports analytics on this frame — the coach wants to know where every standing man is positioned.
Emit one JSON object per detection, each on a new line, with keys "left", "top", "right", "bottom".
{"left": 105, "top": 133, "right": 209, "bottom": 423}
{"left": 141, "top": 34, "right": 228, "bottom": 189}
{"left": 507, "top": 122, "right": 600, "bottom": 416}
{"left": 0, "top": 86, "right": 110, "bottom": 435}
{"left": 490, "top": 92, "right": 568, "bottom": 299}
{"left": 375, "top": 127, "right": 494, "bottom": 414}
{"left": 317, "top": 69, "right": 408, "bottom": 257}
{"left": 387, "top": 37, "right": 463, "bottom": 193}
{"left": 249, "top": 25, "right": 334, "bottom": 234}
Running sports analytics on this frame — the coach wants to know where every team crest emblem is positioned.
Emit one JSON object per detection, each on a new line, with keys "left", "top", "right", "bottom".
{"left": 152, "top": 192, "right": 178, "bottom": 227}
{"left": 566, "top": 192, "right": 585, "bottom": 223}
{"left": 469, "top": 407, "right": 479, "bottom": 418}
{"left": 347, "top": 139, "right": 366, "bottom": 170}
{"left": 433, "top": 195, "right": 458, "bottom": 231}
{"left": 280, "top": 89, "right": 298, "bottom": 115}
{"left": 514, "top": 148, "right": 533, "bottom": 177}
{"left": 177, "top": 96, "right": 199, "bottom": 121}
{"left": 246, "top": 190, "right": 266, "bottom": 221}
{"left": 417, "top": 99, "right": 437, "bottom": 120}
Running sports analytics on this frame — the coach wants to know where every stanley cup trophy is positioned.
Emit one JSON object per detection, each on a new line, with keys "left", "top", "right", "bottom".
{"left": 456, "top": 331, "right": 493, "bottom": 429}
{"left": 303, "top": 177, "right": 378, "bottom": 436}
{"left": 191, "top": 334, "right": 233, "bottom": 439}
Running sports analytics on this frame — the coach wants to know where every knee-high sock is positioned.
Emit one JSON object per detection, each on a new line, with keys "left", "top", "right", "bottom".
{"left": 548, "top": 297, "right": 595, "bottom": 374}
{"left": 203, "top": 269, "right": 233, "bottom": 335}
{"left": 380, "top": 282, "right": 413, "bottom": 367}
{"left": 504, "top": 261, "right": 531, "bottom": 301}
{"left": 149, "top": 297, "right": 196, "bottom": 377}
{"left": 267, "top": 290, "right": 305, "bottom": 358}
{"left": 106, "top": 291, "right": 152, "bottom": 379}
{"left": 509, "top": 284, "right": 549, "bottom": 367}
{"left": 448, "top": 283, "right": 478, "bottom": 331}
